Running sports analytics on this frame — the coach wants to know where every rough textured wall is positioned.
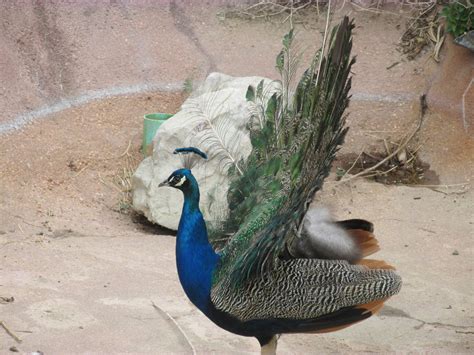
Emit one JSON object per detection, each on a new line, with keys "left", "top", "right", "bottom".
{"left": 3, "top": 1, "right": 465, "bottom": 136}
{"left": 0, "top": 1, "right": 201, "bottom": 131}
{"left": 0, "top": 0, "right": 417, "bottom": 132}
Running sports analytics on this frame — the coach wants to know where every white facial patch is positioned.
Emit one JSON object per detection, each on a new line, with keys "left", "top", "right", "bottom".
{"left": 174, "top": 175, "right": 187, "bottom": 187}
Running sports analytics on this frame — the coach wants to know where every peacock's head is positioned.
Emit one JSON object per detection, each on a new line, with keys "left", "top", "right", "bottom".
{"left": 158, "top": 147, "right": 207, "bottom": 191}
{"left": 159, "top": 168, "right": 193, "bottom": 191}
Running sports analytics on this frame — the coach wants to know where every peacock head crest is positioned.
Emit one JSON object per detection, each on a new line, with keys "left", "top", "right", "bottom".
{"left": 173, "top": 147, "right": 208, "bottom": 170}
{"left": 158, "top": 147, "right": 207, "bottom": 190}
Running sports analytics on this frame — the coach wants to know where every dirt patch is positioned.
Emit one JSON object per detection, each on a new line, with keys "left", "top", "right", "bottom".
{"left": 0, "top": 91, "right": 184, "bottom": 239}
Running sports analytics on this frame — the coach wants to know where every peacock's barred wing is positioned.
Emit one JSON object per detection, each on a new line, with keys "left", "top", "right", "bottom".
{"left": 211, "top": 258, "right": 401, "bottom": 322}
{"left": 214, "top": 17, "right": 356, "bottom": 286}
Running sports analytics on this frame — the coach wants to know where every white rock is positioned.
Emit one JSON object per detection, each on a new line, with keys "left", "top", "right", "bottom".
{"left": 132, "top": 73, "right": 279, "bottom": 230}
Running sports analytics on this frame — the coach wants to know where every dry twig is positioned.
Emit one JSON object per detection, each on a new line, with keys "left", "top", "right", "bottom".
{"left": 462, "top": 78, "right": 473, "bottom": 131}
{"left": 398, "top": 1, "right": 444, "bottom": 61}
{"left": 410, "top": 183, "right": 471, "bottom": 195}
{"left": 223, "top": 0, "right": 325, "bottom": 22}
{"left": 151, "top": 302, "right": 196, "bottom": 355}
{"left": 0, "top": 321, "right": 22, "bottom": 343}
{"left": 338, "top": 95, "right": 427, "bottom": 184}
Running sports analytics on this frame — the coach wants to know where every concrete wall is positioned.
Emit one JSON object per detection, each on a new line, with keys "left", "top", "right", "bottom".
{"left": 0, "top": 0, "right": 447, "bottom": 134}
{"left": 0, "top": 2, "right": 201, "bottom": 131}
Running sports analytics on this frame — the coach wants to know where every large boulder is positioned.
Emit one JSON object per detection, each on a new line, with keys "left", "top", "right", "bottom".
{"left": 132, "top": 73, "right": 279, "bottom": 230}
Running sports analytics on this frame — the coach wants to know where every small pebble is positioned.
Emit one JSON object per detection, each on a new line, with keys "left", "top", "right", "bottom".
{"left": 452, "top": 250, "right": 459, "bottom": 256}
{"left": 9, "top": 346, "right": 18, "bottom": 352}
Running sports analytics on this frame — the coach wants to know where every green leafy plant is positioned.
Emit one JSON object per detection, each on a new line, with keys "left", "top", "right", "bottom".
{"left": 441, "top": 1, "right": 473, "bottom": 37}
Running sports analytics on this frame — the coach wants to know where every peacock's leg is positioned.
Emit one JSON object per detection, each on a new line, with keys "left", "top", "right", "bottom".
{"left": 259, "top": 334, "right": 279, "bottom": 355}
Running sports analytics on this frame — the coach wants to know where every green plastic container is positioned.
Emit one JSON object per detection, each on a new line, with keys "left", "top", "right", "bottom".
{"left": 142, "top": 113, "right": 173, "bottom": 155}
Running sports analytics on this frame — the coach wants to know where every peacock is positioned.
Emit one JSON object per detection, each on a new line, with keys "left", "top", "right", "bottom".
{"left": 159, "top": 17, "right": 401, "bottom": 354}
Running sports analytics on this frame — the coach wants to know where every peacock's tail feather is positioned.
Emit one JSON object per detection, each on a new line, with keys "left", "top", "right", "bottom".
{"left": 214, "top": 17, "right": 356, "bottom": 286}
{"left": 211, "top": 257, "right": 401, "bottom": 323}
{"left": 210, "top": 214, "right": 402, "bottom": 334}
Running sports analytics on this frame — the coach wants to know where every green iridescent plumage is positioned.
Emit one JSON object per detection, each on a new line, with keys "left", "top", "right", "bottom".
{"left": 213, "top": 17, "right": 355, "bottom": 287}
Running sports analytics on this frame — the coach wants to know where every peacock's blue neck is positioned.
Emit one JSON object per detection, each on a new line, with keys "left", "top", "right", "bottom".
{"left": 175, "top": 177, "right": 219, "bottom": 314}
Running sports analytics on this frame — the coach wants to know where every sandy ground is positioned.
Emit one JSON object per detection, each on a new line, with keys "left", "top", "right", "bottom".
{"left": 1, "top": 3, "right": 473, "bottom": 354}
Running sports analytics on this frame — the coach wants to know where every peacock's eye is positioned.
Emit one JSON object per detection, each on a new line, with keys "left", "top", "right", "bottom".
{"left": 169, "top": 174, "right": 187, "bottom": 187}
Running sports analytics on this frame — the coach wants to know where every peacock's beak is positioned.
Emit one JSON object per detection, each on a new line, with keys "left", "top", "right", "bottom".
{"left": 158, "top": 179, "right": 169, "bottom": 187}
